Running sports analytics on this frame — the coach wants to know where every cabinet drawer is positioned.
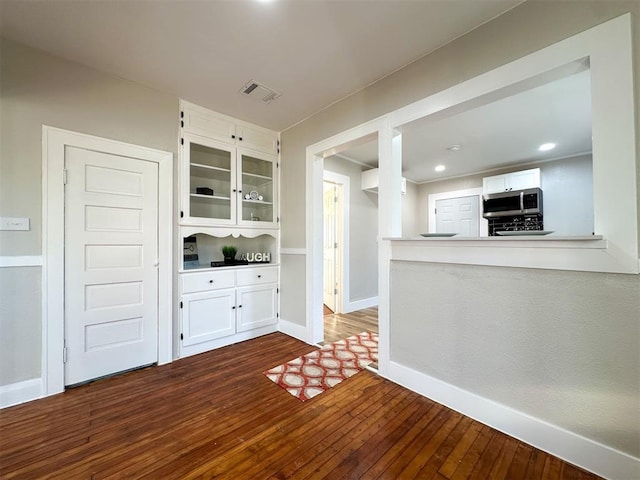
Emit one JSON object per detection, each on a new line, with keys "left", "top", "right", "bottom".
{"left": 182, "top": 270, "right": 236, "bottom": 293}
{"left": 236, "top": 267, "right": 278, "bottom": 286}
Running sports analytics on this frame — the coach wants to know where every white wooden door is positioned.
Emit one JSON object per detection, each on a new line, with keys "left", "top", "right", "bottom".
{"left": 323, "top": 183, "right": 337, "bottom": 312}
{"left": 182, "top": 289, "right": 236, "bottom": 346}
{"left": 236, "top": 285, "right": 277, "bottom": 332}
{"left": 64, "top": 147, "right": 159, "bottom": 385}
{"left": 436, "top": 196, "right": 479, "bottom": 236}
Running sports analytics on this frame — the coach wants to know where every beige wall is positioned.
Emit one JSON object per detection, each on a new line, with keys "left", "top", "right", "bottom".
{"left": 281, "top": 1, "right": 640, "bottom": 247}
{"left": 391, "top": 261, "right": 640, "bottom": 457}
{"left": 279, "top": 0, "right": 640, "bottom": 460}
{"left": 0, "top": 38, "right": 178, "bottom": 385}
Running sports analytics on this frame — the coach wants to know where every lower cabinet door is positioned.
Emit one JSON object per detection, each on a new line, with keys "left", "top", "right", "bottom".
{"left": 182, "top": 288, "right": 236, "bottom": 346}
{"left": 236, "top": 284, "right": 277, "bottom": 333}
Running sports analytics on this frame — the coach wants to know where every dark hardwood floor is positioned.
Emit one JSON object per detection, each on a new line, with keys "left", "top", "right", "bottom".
{"left": 0, "top": 332, "right": 601, "bottom": 479}
{"left": 323, "top": 306, "right": 378, "bottom": 344}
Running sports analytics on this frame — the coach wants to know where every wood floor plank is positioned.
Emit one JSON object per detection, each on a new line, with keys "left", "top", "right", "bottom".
{"left": 505, "top": 442, "right": 534, "bottom": 479}
{"left": 437, "top": 417, "right": 480, "bottom": 477}
{"left": 317, "top": 397, "right": 434, "bottom": 480}
{"left": 467, "top": 431, "right": 506, "bottom": 479}
{"left": 409, "top": 414, "right": 474, "bottom": 479}
{"left": 374, "top": 409, "right": 459, "bottom": 478}
{"left": 275, "top": 382, "right": 413, "bottom": 480}
{"left": 394, "top": 410, "right": 463, "bottom": 479}
{"left": 0, "top": 324, "right": 603, "bottom": 480}
{"left": 449, "top": 424, "right": 494, "bottom": 479}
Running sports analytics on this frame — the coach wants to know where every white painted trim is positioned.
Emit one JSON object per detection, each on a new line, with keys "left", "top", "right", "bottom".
{"left": 0, "top": 378, "right": 43, "bottom": 409}
{"left": 323, "top": 170, "right": 350, "bottom": 315}
{"left": 42, "top": 126, "right": 173, "bottom": 397}
{"left": 391, "top": 13, "right": 637, "bottom": 275}
{"left": 0, "top": 256, "right": 43, "bottom": 268}
{"left": 306, "top": 117, "right": 391, "bottom": 350}
{"left": 277, "top": 318, "right": 309, "bottom": 343}
{"left": 179, "top": 325, "right": 278, "bottom": 359}
{"left": 386, "top": 237, "right": 635, "bottom": 274}
{"left": 344, "top": 296, "right": 378, "bottom": 313}
{"left": 280, "top": 248, "right": 306, "bottom": 255}
{"left": 385, "top": 361, "right": 640, "bottom": 480}
{"left": 428, "top": 188, "right": 487, "bottom": 237}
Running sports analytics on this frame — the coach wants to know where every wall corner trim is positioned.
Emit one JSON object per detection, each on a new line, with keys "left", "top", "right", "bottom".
{"left": 277, "top": 318, "right": 311, "bottom": 344}
{"left": 0, "top": 256, "right": 43, "bottom": 268}
{"left": 344, "top": 296, "right": 378, "bottom": 313}
{"left": 280, "top": 248, "right": 307, "bottom": 255}
{"left": 0, "top": 378, "right": 43, "bottom": 409}
{"left": 385, "top": 361, "right": 640, "bottom": 480}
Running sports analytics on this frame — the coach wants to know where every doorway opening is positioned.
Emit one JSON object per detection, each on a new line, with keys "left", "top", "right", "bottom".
{"left": 320, "top": 141, "right": 380, "bottom": 344}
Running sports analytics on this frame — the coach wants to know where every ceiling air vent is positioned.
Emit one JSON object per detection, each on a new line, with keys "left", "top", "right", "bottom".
{"left": 240, "top": 80, "right": 281, "bottom": 104}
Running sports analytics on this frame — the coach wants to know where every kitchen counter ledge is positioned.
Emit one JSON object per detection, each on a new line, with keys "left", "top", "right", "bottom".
{"left": 381, "top": 235, "right": 629, "bottom": 274}
{"left": 387, "top": 235, "right": 605, "bottom": 245}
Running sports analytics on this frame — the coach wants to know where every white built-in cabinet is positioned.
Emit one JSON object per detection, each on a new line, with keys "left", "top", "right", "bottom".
{"left": 182, "top": 100, "right": 279, "bottom": 155}
{"left": 483, "top": 168, "right": 541, "bottom": 194}
{"left": 178, "top": 100, "right": 280, "bottom": 358}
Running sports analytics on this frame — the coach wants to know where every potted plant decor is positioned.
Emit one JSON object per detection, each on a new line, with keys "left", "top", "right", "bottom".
{"left": 221, "top": 245, "right": 238, "bottom": 264}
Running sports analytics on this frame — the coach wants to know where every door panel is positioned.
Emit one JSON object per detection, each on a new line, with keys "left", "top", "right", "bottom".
{"left": 436, "top": 196, "right": 479, "bottom": 237}
{"left": 64, "top": 147, "right": 159, "bottom": 385}
{"left": 236, "top": 285, "right": 277, "bottom": 332}
{"left": 182, "top": 289, "right": 236, "bottom": 346}
{"left": 323, "top": 183, "right": 336, "bottom": 311}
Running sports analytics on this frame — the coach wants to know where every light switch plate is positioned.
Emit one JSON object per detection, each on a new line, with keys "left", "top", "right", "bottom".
{"left": 0, "top": 217, "right": 30, "bottom": 231}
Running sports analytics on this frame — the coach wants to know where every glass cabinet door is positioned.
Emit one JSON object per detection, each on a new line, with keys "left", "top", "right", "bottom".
{"left": 238, "top": 151, "right": 276, "bottom": 225}
{"left": 183, "top": 136, "right": 236, "bottom": 224}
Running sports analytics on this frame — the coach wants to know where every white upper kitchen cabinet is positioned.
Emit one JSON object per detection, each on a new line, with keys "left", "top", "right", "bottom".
{"left": 483, "top": 168, "right": 540, "bottom": 194}
{"left": 181, "top": 100, "right": 279, "bottom": 156}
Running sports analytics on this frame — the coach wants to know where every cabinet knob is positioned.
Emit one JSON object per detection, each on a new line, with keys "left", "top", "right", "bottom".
{"left": 239, "top": 137, "right": 243, "bottom": 141}
{"left": 233, "top": 188, "right": 237, "bottom": 193}
{"left": 232, "top": 306, "right": 236, "bottom": 310}
{"left": 257, "top": 275, "right": 262, "bottom": 278}
{"left": 238, "top": 305, "right": 242, "bottom": 308}
{"left": 209, "top": 280, "right": 214, "bottom": 283}
{"left": 231, "top": 134, "right": 236, "bottom": 139}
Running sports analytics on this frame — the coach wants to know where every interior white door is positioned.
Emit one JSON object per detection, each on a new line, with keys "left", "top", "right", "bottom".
{"left": 64, "top": 146, "right": 159, "bottom": 386}
{"left": 323, "top": 183, "right": 337, "bottom": 312}
{"left": 436, "top": 195, "right": 479, "bottom": 236}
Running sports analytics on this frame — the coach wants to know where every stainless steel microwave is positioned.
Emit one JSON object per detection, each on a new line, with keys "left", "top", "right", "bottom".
{"left": 482, "top": 188, "right": 543, "bottom": 218}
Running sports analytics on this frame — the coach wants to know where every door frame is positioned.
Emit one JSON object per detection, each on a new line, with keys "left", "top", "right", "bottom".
{"left": 323, "top": 170, "right": 350, "bottom": 315}
{"left": 306, "top": 117, "right": 400, "bottom": 373}
{"left": 42, "top": 126, "right": 173, "bottom": 397}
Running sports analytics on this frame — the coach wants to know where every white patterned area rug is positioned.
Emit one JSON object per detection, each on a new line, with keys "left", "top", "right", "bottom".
{"left": 263, "top": 331, "right": 378, "bottom": 402}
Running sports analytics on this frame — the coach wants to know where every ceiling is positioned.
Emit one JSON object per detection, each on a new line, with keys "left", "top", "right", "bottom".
{"left": 0, "top": 0, "right": 523, "bottom": 132}
{"left": 334, "top": 68, "right": 593, "bottom": 183}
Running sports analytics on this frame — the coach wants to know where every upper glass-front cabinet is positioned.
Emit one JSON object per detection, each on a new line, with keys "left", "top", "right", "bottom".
{"left": 240, "top": 153, "right": 275, "bottom": 224}
{"left": 182, "top": 134, "right": 277, "bottom": 227}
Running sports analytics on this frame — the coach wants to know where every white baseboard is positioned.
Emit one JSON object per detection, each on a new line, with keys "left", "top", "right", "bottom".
{"left": 277, "top": 318, "right": 309, "bottom": 343}
{"left": 385, "top": 361, "right": 639, "bottom": 480}
{"left": 0, "top": 378, "right": 43, "bottom": 408}
{"left": 344, "top": 296, "right": 378, "bottom": 313}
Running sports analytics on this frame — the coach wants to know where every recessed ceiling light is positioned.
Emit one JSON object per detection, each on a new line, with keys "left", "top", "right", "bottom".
{"left": 538, "top": 142, "right": 556, "bottom": 152}
{"left": 435, "top": 165, "right": 446, "bottom": 172}
{"left": 447, "top": 145, "right": 461, "bottom": 151}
